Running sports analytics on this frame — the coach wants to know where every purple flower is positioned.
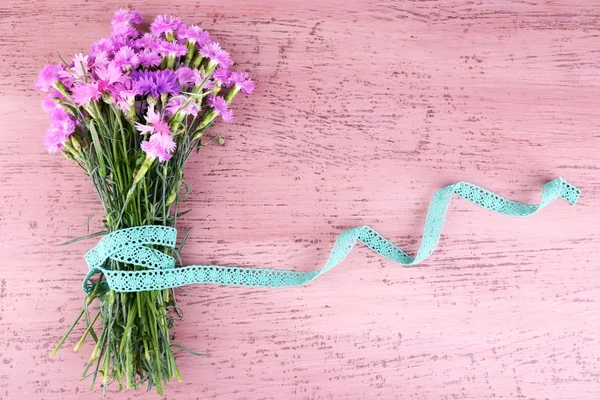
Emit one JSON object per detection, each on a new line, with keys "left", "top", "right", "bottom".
{"left": 212, "top": 68, "right": 231, "bottom": 86}
{"left": 43, "top": 109, "right": 76, "bottom": 153}
{"left": 152, "top": 71, "right": 180, "bottom": 96}
{"left": 156, "top": 40, "right": 187, "bottom": 58}
{"left": 151, "top": 14, "right": 183, "bottom": 37}
{"left": 200, "top": 42, "right": 232, "bottom": 68}
{"left": 177, "top": 25, "right": 211, "bottom": 47}
{"left": 230, "top": 71, "right": 255, "bottom": 94}
{"left": 35, "top": 64, "right": 62, "bottom": 91}
{"left": 112, "top": 9, "right": 142, "bottom": 26}
{"left": 207, "top": 94, "right": 233, "bottom": 122}
{"left": 138, "top": 50, "right": 162, "bottom": 67}
{"left": 165, "top": 96, "right": 199, "bottom": 118}
{"left": 71, "top": 82, "right": 101, "bottom": 105}
{"left": 132, "top": 70, "right": 181, "bottom": 97}
{"left": 131, "top": 70, "right": 155, "bottom": 96}
{"left": 114, "top": 46, "right": 140, "bottom": 70}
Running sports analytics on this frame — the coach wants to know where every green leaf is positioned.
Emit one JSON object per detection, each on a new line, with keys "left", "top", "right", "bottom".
{"left": 170, "top": 344, "right": 209, "bottom": 357}
{"left": 57, "top": 231, "right": 107, "bottom": 246}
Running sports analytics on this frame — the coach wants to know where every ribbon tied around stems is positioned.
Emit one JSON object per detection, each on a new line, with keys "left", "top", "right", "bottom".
{"left": 82, "top": 177, "right": 581, "bottom": 294}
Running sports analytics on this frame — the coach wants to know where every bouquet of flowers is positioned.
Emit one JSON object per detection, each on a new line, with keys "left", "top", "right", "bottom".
{"left": 36, "top": 9, "right": 254, "bottom": 395}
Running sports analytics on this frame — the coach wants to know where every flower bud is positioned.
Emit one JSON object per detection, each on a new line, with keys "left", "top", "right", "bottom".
{"left": 147, "top": 96, "right": 158, "bottom": 106}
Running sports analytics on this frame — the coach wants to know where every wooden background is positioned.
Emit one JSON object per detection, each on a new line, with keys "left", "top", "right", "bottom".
{"left": 1, "top": 1, "right": 599, "bottom": 399}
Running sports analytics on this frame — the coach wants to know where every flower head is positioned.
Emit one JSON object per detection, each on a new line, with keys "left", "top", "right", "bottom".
{"left": 207, "top": 94, "right": 233, "bottom": 122}
{"left": 111, "top": 23, "right": 139, "bottom": 39}
{"left": 35, "top": 64, "right": 62, "bottom": 91}
{"left": 135, "top": 105, "right": 171, "bottom": 134}
{"left": 112, "top": 9, "right": 142, "bottom": 26}
{"left": 114, "top": 46, "right": 140, "bottom": 71}
{"left": 151, "top": 14, "right": 183, "bottom": 37}
{"left": 140, "top": 139, "right": 172, "bottom": 162}
{"left": 137, "top": 33, "right": 158, "bottom": 50}
{"left": 43, "top": 109, "right": 76, "bottom": 153}
{"left": 156, "top": 40, "right": 187, "bottom": 58}
{"left": 71, "top": 82, "right": 101, "bottom": 105}
{"left": 230, "top": 71, "right": 255, "bottom": 94}
{"left": 90, "top": 38, "right": 113, "bottom": 56}
{"left": 165, "top": 96, "right": 199, "bottom": 118}
{"left": 112, "top": 77, "right": 138, "bottom": 113}
{"left": 71, "top": 53, "right": 90, "bottom": 79}
{"left": 42, "top": 96, "right": 62, "bottom": 114}
{"left": 212, "top": 68, "right": 231, "bottom": 86}
{"left": 176, "top": 67, "right": 199, "bottom": 87}
{"left": 200, "top": 42, "right": 232, "bottom": 68}
{"left": 132, "top": 70, "right": 181, "bottom": 97}
{"left": 177, "top": 25, "right": 211, "bottom": 47}
{"left": 95, "top": 61, "right": 123, "bottom": 91}
{"left": 138, "top": 50, "right": 162, "bottom": 67}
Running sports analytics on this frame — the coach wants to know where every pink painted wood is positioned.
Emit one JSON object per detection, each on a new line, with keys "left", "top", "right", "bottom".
{"left": 0, "top": 1, "right": 599, "bottom": 398}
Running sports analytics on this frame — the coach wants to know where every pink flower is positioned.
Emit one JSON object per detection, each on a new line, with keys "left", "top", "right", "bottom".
{"left": 165, "top": 96, "right": 199, "bottom": 118}
{"left": 138, "top": 50, "right": 162, "bottom": 67}
{"left": 193, "top": 70, "right": 214, "bottom": 89}
{"left": 176, "top": 67, "right": 199, "bottom": 87}
{"left": 152, "top": 120, "right": 172, "bottom": 135}
{"left": 114, "top": 46, "right": 140, "bottom": 70}
{"left": 72, "top": 53, "right": 90, "bottom": 78}
{"left": 151, "top": 14, "right": 183, "bottom": 37}
{"left": 112, "top": 78, "right": 138, "bottom": 112}
{"left": 207, "top": 94, "right": 233, "bottom": 122}
{"left": 57, "top": 69, "right": 76, "bottom": 89}
{"left": 35, "top": 64, "right": 62, "bottom": 91}
{"left": 112, "top": 9, "right": 142, "bottom": 26}
{"left": 137, "top": 33, "right": 158, "bottom": 50}
{"left": 149, "top": 131, "right": 176, "bottom": 153}
{"left": 90, "top": 38, "right": 113, "bottom": 57}
{"left": 111, "top": 24, "right": 139, "bottom": 39}
{"left": 92, "top": 51, "right": 110, "bottom": 67}
{"left": 230, "top": 71, "right": 255, "bottom": 95}
{"left": 212, "top": 68, "right": 231, "bottom": 86}
{"left": 177, "top": 25, "right": 211, "bottom": 47}
{"left": 200, "top": 42, "right": 232, "bottom": 68}
{"left": 95, "top": 61, "right": 123, "bottom": 91}
{"left": 71, "top": 82, "right": 101, "bottom": 105}
{"left": 137, "top": 105, "right": 177, "bottom": 162}
{"left": 135, "top": 105, "right": 171, "bottom": 134}
{"left": 42, "top": 96, "right": 61, "bottom": 114}
{"left": 156, "top": 40, "right": 187, "bottom": 58}
{"left": 43, "top": 109, "right": 76, "bottom": 153}
{"left": 141, "top": 139, "right": 173, "bottom": 162}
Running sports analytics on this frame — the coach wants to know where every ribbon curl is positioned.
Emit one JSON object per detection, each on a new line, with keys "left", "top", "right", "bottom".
{"left": 82, "top": 177, "right": 581, "bottom": 294}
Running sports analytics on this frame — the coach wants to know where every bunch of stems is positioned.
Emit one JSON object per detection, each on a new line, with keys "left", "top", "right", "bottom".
{"left": 50, "top": 75, "right": 230, "bottom": 395}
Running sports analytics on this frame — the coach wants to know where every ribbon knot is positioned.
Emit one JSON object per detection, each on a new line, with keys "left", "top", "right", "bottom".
{"left": 83, "top": 226, "right": 177, "bottom": 294}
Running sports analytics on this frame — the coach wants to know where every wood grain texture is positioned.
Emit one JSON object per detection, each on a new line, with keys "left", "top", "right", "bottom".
{"left": 0, "top": 0, "right": 599, "bottom": 398}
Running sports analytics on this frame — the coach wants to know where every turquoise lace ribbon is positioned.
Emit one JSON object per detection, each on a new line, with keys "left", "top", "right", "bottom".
{"left": 82, "top": 177, "right": 581, "bottom": 294}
